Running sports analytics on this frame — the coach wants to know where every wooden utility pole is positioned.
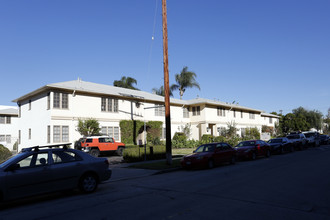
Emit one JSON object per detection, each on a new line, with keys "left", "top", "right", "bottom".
{"left": 162, "top": 0, "right": 172, "bottom": 165}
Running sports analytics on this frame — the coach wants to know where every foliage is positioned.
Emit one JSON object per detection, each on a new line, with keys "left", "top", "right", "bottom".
{"left": 180, "top": 123, "right": 192, "bottom": 139}
{"left": 77, "top": 118, "right": 101, "bottom": 136}
{"left": 123, "top": 145, "right": 166, "bottom": 162}
{"left": 152, "top": 85, "right": 174, "bottom": 97}
{"left": 201, "top": 134, "right": 214, "bottom": 143}
{"left": 226, "top": 121, "right": 239, "bottom": 138}
{"left": 119, "top": 120, "right": 162, "bottom": 145}
{"left": 243, "top": 127, "right": 260, "bottom": 140}
{"left": 0, "top": 144, "right": 12, "bottom": 163}
{"left": 113, "top": 76, "right": 139, "bottom": 90}
{"left": 171, "top": 66, "right": 201, "bottom": 99}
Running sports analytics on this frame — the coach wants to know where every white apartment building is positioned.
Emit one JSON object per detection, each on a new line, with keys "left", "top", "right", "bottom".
{"left": 0, "top": 105, "right": 19, "bottom": 151}
{"left": 12, "top": 79, "right": 279, "bottom": 151}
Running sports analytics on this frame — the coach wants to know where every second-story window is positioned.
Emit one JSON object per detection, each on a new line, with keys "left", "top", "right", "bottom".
{"left": 183, "top": 107, "right": 189, "bottom": 118}
{"left": 269, "top": 117, "right": 273, "bottom": 123}
{"left": 53, "top": 92, "right": 69, "bottom": 109}
{"left": 249, "top": 112, "right": 255, "bottom": 120}
{"left": 0, "top": 116, "right": 5, "bottom": 124}
{"left": 101, "top": 97, "right": 119, "bottom": 112}
{"left": 233, "top": 110, "right": 236, "bottom": 118}
{"left": 155, "top": 104, "right": 165, "bottom": 116}
{"left": 217, "top": 107, "right": 226, "bottom": 117}
{"left": 29, "top": 100, "right": 31, "bottom": 110}
{"left": 192, "top": 106, "right": 200, "bottom": 116}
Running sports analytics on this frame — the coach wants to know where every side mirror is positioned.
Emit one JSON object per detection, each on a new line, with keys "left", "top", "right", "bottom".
{"left": 5, "top": 163, "right": 20, "bottom": 172}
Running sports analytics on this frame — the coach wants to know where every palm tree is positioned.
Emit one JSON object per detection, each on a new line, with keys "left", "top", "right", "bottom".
{"left": 152, "top": 85, "right": 174, "bottom": 97}
{"left": 113, "top": 76, "right": 139, "bottom": 90}
{"left": 172, "top": 66, "right": 200, "bottom": 99}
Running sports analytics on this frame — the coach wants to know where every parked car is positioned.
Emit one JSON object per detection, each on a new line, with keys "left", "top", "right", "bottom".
{"left": 267, "top": 137, "right": 294, "bottom": 154}
{"left": 286, "top": 132, "right": 307, "bottom": 150}
{"left": 234, "top": 140, "right": 271, "bottom": 160}
{"left": 80, "top": 136, "right": 125, "bottom": 157}
{"left": 319, "top": 135, "right": 330, "bottom": 145}
{"left": 0, "top": 143, "right": 112, "bottom": 202}
{"left": 181, "top": 142, "right": 236, "bottom": 169}
{"left": 303, "top": 131, "right": 320, "bottom": 147}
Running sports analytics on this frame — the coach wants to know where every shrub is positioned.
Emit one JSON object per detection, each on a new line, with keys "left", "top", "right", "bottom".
{"left": 201, "top": 134, "right": 214, "bottom": 144}
{"left": 0, "top": 144, "right": 12, "bottom": 163}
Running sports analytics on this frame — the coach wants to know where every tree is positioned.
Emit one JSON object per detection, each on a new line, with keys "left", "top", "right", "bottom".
{"left": 152, "top": 85, "right": 174, "bottom": 97}
{"left": 171, "top": 66, "right": 200, "bottom": 99}
{"left": 113, "top": 76, "right": 139, "bottom": 90}
{"left": 77, "top": 119, "right": 101, "bottom": 136}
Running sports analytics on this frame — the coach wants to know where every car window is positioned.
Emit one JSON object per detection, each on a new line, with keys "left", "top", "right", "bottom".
{"left": 204, "top": 145, "right": 215, "bottom": 152}
{"left": 17, "top": 152, "right": 49, "bottom": 168}
{"left": 52, "top": 150, "right": 82, "bottom": 164}
{"left": 86, "top": 139, "right": 93, "bottom": 143}
{"left": 99, "top": 138, "right": 105, "bottom": 143}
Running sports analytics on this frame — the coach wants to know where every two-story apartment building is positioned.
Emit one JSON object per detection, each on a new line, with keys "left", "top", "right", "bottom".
{"left": 12, "top": 79, "right": 279, "bottom": 151}
{"left": 0, "top": 105, "right": 19, "bottom": 151}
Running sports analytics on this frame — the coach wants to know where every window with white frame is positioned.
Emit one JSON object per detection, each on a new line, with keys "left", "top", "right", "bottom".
{"left": 53, "top": 92, "right": 69, "bottom": 109}
{"left": 47, "top": 92, "right": 50, "bottom": 110}
{"left": 29, "top": 128, "right": 31, "bottom": 140}
{"left": 155, "top": 104, "right": 165, "bottom": 116}
{"left": 217, "top": 107, "right": 226, "bottom": 117}
{"left": 0, "top": 116, "right": 5, "bottom": 124}
{"left": 0, "top": 135, "right": 5, "bottom": 142}
{"left": 249, "top": 112, "right": 255, "bottom": 120}
{"left": 53, "top": 125, "right": 69, "bottom": 143}
{"left": 183, "top": 107, "right": 189, "bottom": 118}
{"left": 241, "top": 110, "right": 243, "bottom": 118}
{"left": 0, "top": 116, "right": 11, "bottom": 124}
{"left": 47, "top": 125, "right": 51, "bottom": 143}
{"left": 233, "top": 110, "right": 236, "bottom": 118}
{"left": 269, "top": 117, "right": 273, "bottom": 123}
{"left": 6, "top": 135, "right": 11, "bottom": 144}
{"left": 101, "top": 126, "right": 120, "bottom": 140}
{"left": 192, "top": 106, "right": 200, "bottom": 116}
{"left": 101, "top": 98, "right": 119, "bottom": 112}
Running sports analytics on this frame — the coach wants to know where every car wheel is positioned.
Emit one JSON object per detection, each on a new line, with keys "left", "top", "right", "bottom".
{"left": 251, "top": 152, "right": 256, "bottom": 160}
{"left": 90, "top": 149, "right": 100, "bottom": 157}
{"left": 230, "top": 156, "right": 236, "bottom": 164}
{"left": 208, "top": 159, "right": 214, "bottom": 169}
{"left": 79, "top": 173, "right": 98, "bottom": 193}
{"left": 266, "top": 149, "right": 271, "bottom": 157}
{"left": 116, "top": 147, "right": 124, "bottom": 156}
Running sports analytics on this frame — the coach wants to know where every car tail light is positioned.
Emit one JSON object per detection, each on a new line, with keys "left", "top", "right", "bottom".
{"left": 257, "top": 144, "right": 261, "bottom": 150}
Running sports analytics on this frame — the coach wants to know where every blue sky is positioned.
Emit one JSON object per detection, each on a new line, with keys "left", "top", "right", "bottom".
{"left": 1, "top": 0, "right": 329, "bottom": 116}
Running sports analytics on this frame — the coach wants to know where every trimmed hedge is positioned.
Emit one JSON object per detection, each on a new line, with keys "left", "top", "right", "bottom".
{"left": 0, "top": 144, "right": 12, "bottom": 163}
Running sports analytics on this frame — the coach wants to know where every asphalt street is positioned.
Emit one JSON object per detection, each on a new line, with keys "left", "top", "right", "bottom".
{"left": 1, "top": 145, "right": 330, "bottom": 220}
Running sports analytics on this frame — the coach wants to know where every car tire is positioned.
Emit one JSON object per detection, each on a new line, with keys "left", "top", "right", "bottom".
{"left": 90, "top": 149, "right": 100, "bottom": 157}
{"left": 79, "top": 173, "right": 98, "bottom": 193}
{"left": 251, "top": 152, "right": 256, "bottom": 160}
{"left": 116, "top": 147, "right": 124, "bottom": 156}
{"left": 208, "top": 159, "right": 214, "bottom": 169}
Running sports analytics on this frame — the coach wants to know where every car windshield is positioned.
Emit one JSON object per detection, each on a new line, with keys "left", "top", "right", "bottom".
{"left": 195, "top": 144, "right": 215, "bottom": 153}
{"left": 236, "top": 141, "right": 255, "bottom": 147}
{"left": 304, "top": 133, "right": 314, "bottom": 138}
{"left": 268, "top": 139, "right": 282, "bottom": 144}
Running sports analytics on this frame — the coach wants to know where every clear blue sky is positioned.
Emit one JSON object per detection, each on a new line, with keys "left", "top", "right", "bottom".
{"left": 1, "top": 0, "right": 329, "bottom": 116}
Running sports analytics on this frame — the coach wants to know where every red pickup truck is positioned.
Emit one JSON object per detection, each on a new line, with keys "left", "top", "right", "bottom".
{"left": 80, "top": 136, "right": 125, "bottom": 157}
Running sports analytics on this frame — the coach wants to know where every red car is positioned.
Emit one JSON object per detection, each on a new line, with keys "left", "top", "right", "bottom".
{"left": 234, "top": 140, "right": 271, "bottom": 160}
{"left": 181, "top": 142, "right": 236, "bottom": 169}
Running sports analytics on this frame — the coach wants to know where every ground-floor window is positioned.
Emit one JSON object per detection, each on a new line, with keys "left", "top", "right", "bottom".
{"left": 0, "top": 134, "right": 11, "bottom": 144}
{"left": 53, "top": 125, "right": 69, "bottom": 143}
{"left": 101, "top": 126, "right": 120, "bottom": 140}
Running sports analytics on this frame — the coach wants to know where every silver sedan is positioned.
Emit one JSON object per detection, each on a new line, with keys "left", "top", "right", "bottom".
{"left": 0, "top": 144, "right": 111, "bottom": 202}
